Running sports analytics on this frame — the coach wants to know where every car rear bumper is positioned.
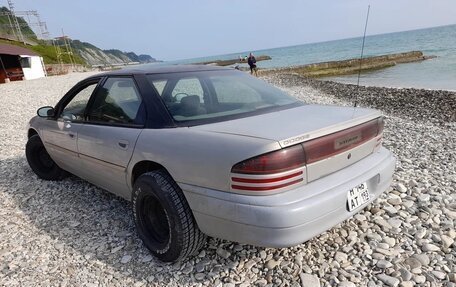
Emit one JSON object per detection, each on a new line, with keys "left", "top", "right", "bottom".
{"left": 179, "top": 147, "right": 396, "bottom": 247}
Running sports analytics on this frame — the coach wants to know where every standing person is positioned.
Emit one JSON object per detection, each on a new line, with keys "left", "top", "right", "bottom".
{"left": 247, "top": 53, "right": 258, "bottom": 76}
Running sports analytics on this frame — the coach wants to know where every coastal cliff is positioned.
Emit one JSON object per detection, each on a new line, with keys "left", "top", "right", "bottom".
{"left": 53, "top": 39, "right": 158, "bottom": 67}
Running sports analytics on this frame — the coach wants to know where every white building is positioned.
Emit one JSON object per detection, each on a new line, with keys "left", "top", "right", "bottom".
{"left": 0, "top": 43, "right": 46, "bottom": 83}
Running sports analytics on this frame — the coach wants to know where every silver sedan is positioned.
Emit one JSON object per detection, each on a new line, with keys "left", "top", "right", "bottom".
{"left": 26, "top": 65, "right": 396, "bottom": 262}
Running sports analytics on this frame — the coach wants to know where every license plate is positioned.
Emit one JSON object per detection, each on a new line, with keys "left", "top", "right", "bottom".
{"left": 347, "top": 182, "right": 370, "bottom": 212}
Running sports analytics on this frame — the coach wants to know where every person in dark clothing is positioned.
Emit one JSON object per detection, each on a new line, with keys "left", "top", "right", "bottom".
{"left": 247, "top": 53, "right": 258, "bottom": 76}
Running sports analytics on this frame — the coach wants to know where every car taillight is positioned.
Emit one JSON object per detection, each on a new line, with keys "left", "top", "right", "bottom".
{"left": 231, "top": 145, "right": 306, "bottom": 192}
{"left": 232, "top": 144, "right": 306, "bottom": 174}
{"left": 303, "top": 118, "right": 382, "bottom": 164}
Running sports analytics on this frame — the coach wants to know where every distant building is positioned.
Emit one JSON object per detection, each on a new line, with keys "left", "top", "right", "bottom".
{"left": 0, "top": 43, "right": 46, "bottom": 83}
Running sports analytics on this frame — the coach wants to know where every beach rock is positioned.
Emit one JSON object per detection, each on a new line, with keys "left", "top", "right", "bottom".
{"left": 374, "top": 218, "right": 392, "bottom": 230}
{"left": 377, "top": 260, "right": 393, "bottom": 269}
{"left": 405, "top": 258, "right": 422, "bottom": 269}
{"left": 414, "top": 275, "right": 426, "bottom": 284}
{"left": 441, "top": 235, "right": 454, "bottom": 248}
{"left": 422, "top": 243, "right": 440, "bottom": 252}
{"left": 384, "top": 206, "right": 398, "bottom": 215}
{"left": 216, "top": 248, "right": 231, "bottom": 259}
{"left": 181, "top": 264, "right": 193, "bottom": 275}
{"left": 266, "top": 259, "right": 280, "bottom": 270}
{"left": 299, "top": 273, "right": 320, "bottom": 287}
{"left": 382, "top": 237, "right": 396, "bottom": 247}
{"left": 388, "top": 218, "right": 402, "bottom": 229}
{"left": 432, "top": 271, "right": 446, "bottom": 280}
{"left": 244, "top": 260, "right": 256, "bottom": 270}
{"left": 255, "top": 279, "right": 267, "bottom": 286}
{"left": 418, "top": 194, "right": 430, "bottom": 202}
{"left": 387, "top": 196, "right": 402, "bottom": 205}
{"left": 194, "top": 273, "right": 205, "bottom": 281}
{"left": 120, "top": 255, "right": 132, "bottom": 264}
{"left": 449, "top": 273, "right": 456, "bottom": 283}
{"left": 334, "top": 252, "right": 348, "bottom": 263}
{"left": 396, "top": 183, "right": 407, "bottom": 193}
{"left": 377, "top": 274, "right": 400, "bottom": 287}
{"left": 399, "top": 268, "right": 413, "bottom": 281}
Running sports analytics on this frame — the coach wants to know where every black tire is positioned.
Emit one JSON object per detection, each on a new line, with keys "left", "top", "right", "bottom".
{"left": 25, "top": 134, "right": 68, "bottom": 180}
{"left": 132, "top": 170, "right": 206, "bottom": 262}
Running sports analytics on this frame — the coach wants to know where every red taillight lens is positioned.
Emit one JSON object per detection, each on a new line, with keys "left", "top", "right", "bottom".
{"left": 303, "top": 118, "right": 382, "bottom": 164}
{"left": 231, "top": 144, "right": 306, "bottom": 174}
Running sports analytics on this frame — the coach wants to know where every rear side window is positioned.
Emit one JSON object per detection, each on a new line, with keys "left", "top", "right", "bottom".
{"left": 172, "top": 78, "right": 204, "bottom": 103}
{"left": 87, "top": 77, "right": 144, "bottom": 125}
{"left": 211, "top": 76, "right": 261, "bottom": 103}
{"left": 146, "top": 70, "right": 299, "bottom": 123}
{"left": 150, "top": 79, "right": 167, "bottom": 96}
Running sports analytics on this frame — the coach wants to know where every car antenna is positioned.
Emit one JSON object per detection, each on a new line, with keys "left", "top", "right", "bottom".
{"left": 354, "top": 4, "right": 370, "bottom": 108}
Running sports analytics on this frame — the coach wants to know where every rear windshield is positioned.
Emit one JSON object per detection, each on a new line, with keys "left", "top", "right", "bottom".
{"left": 146, "top": 70, "right": 300, "bottom": 124}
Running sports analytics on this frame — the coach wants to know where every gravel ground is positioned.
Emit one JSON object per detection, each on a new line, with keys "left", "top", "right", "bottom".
{"left": 0, "top": 72, "right": 455, "bottom": 287}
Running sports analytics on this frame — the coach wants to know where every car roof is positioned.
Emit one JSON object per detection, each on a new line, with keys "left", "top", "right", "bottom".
{"left": 95, "top": 64, "right": 233, "bottom": 77}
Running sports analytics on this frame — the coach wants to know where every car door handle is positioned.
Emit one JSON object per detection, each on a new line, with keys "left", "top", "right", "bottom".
{"left": 68, "top": 133, "right": 75, "bottom": 139}
{"left": 118, "top": 140, "right": 129, "bottom": 150}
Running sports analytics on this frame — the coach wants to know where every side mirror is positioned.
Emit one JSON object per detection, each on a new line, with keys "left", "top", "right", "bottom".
{"left": 37, "top": 106, "right": 55, "bottom": 118}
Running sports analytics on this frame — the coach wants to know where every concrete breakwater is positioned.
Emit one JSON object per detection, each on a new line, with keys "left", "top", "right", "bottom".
{"left": 261, "top": 51, "right": 433, "bottom": 77}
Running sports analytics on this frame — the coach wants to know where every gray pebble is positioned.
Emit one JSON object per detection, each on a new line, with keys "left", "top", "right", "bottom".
{"left": 377, "top": 274, "right": 400, "bottom": 287}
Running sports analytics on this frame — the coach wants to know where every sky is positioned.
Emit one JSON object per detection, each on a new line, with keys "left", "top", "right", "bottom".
{"left": 6, "top": 0, "right": 456, "bottom": 61}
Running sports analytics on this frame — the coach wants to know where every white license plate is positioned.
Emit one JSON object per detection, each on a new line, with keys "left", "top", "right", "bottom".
{"left": 347, "top": 182, "right": 370, "bottom": 212}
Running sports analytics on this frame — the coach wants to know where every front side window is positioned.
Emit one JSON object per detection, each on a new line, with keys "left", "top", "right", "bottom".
{"left": 87, "top": 77, "right": 143, "bottom": 125}
{"left": 61, "top": 82, "right": 98, "bottom": 121}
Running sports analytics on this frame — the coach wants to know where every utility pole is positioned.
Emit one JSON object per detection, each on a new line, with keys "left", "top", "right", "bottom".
{"left": 62, "top": 29, "right": 75, "bottom": 68}
{"left": 6, "top": 0, "right": 25, "bottom": 44}
{"left": 5, "top": 9, "right": 17, "bottom": 39}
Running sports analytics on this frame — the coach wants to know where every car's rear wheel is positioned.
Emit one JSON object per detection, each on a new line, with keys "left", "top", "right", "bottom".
{"left": 132, "top": 170, "right": 206, "bottom": 262}
{"left": 25, "top": 134, "right": 68, "bottom": 180}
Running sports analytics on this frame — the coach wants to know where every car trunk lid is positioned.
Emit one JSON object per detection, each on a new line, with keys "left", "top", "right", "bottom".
{"left": 192, "top": 104, "right": 382, "bottom": 146}
{"left": 192, "top": 104, "right": 384, "bottom": 191}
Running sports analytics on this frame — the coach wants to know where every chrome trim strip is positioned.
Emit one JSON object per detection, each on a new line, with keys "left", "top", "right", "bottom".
{"left": 279, "top": 113, "right": 382, "bottom": 148}
{"left": 79, "top": 153, "right": 125, "bottom": 172}
{"left": 45, "top": 142, "right": 78, "bottom": 157}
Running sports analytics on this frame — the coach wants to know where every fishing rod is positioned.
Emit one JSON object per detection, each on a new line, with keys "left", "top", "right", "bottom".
{"left": 354, "top": 4, "right": 370, "bottom": 108}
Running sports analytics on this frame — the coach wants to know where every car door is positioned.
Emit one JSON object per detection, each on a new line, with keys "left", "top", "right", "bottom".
{"left": 40, "top": 79, "right": 100, "bottom": 174}
{"left": 77, "top": 76, "right": 145, "bottom": 199}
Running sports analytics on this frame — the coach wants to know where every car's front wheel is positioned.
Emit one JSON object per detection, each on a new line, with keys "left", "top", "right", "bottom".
{"left": 25, "top": 134, "right": 68, "bottom": 180}
{"left": 132, "top": 170, "right": 207, "bottom": 262}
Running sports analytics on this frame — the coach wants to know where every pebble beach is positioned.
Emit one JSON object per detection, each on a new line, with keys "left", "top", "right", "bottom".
{"left": 0, "top": 72, "right": 455, "bottom": 286}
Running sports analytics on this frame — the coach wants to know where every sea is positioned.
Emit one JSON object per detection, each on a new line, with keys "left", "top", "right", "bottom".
{"left": 161, "top": 24, "right": 456, "bottom": 91}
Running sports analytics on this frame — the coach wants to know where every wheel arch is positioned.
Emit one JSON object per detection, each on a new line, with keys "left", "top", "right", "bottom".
{"left": 28, "top": 128, "right": 39, "bottom": 139}
{"left": 130, "top": 160, "right": 171, "bottom": 188}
